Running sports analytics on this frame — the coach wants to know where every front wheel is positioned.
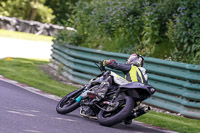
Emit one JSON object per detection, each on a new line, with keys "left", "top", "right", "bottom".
{"left": 97, "top": 96, "right": 134, "bottom": 127}
{"left": 56, "top": 88, "right": 83, "bottom": 114}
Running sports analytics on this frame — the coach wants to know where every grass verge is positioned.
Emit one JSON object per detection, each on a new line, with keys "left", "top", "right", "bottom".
{"left": 0, "top": 29, "right": 54, "bottom": 42}
{"left": 136, "top": 111, "right": 200, "bottom": 133}
{"left": 0, "top": 58, "right": 199, "bottom": 133}
{"left": 0, "top": 58, "right": 77, "bottom": 97}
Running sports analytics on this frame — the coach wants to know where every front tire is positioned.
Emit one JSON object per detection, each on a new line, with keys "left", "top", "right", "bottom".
{"left": 97, "top": 96, "right": 134, "bottom": 127}
{"left": 56, "top": 88, "right": 83, "bottom": 114}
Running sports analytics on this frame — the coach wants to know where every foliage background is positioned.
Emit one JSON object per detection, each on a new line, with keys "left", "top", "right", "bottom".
{"left": 0, "top": 0, "right": 199, "bottom": 64}
{"left": 44, "top": 0, "right": 79, "bottom": 25}
{"left": 55, "top": 0, "right": 200, "bottom": 65}
{"left": 0, "top": 0, "right": 55, "bottom": 23}
{"left": 0, "top": 0, "right": 78, "bottom": 24}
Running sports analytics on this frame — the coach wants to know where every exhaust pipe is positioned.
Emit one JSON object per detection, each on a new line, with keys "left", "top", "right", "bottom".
{"left": 130, "top": 106, "right": 151, "bottom": 119}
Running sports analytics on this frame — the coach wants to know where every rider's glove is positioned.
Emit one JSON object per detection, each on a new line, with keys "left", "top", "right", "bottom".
{"left": 102, "top": 60, "right": 107, "bottom": 67}
{"left": 102, "top": 59, "right": 115, "bottom": 66}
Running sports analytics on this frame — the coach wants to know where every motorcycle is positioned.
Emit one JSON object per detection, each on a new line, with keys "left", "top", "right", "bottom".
{"left": 56, "top": 61, "right": 156, "bottom": 127}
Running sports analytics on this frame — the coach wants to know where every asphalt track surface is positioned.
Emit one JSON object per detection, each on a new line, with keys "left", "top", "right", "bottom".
{"left": 0, "top": 78, "right": 178, "bottom": 133}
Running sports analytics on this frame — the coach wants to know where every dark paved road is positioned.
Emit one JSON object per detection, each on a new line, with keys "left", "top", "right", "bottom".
{"left": 0, "top": 80, "right": 176, "bottom": 133}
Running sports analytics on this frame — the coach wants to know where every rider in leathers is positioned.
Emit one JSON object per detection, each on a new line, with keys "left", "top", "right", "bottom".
{"left": 96, "top": 54, "right": 148, "bottom": 98}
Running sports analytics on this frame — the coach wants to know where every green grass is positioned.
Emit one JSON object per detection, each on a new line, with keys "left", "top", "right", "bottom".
{"left": 136, "top": 111, "right": 200, "bottom": 133}
{"left": 0, "top": 58, "right": 77, "bottom": 97}
{"left": 0, "top": 57, "right": 200, "bottom": 133}
{"left": 0, "top": 29, "right": 54, "bottom": 42}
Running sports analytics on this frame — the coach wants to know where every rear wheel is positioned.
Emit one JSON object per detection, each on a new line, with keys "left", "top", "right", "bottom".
{"left": 97, "top": 96, "right": 134, "bottom": 127}
{"left": 56, "top": 88, "right": 83, "bottom": 114}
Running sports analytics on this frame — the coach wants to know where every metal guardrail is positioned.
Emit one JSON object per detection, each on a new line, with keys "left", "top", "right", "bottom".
{"left": 50, "top": 43, "right": 200, "bottom": 119}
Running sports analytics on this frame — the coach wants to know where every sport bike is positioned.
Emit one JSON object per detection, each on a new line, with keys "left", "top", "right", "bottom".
{"left": 56, "top": 62, "right": 156, "bottom": 126}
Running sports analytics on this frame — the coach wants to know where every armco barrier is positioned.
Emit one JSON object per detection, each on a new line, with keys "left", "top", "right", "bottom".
{"left": 50, "top": 43, "right": 200, "bottom": 119}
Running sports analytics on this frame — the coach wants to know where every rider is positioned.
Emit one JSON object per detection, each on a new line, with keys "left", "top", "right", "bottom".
{"left": 95, "top": 54, "right": 148, "bottom": 98}
{"left": 103, "top": 54, "right": 147, "bottom": 83}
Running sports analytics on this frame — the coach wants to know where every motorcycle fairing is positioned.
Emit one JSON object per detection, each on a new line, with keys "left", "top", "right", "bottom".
{"left": 119, "top": 82, "right": 155, "bottom": 95}
{"left": 110, "top": 71, "right": 130, "bottom": 85}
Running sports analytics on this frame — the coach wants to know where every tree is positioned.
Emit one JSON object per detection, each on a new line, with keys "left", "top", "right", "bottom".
{"left": 45, "top": 0, "right": 79, "bottom": 25}
{"left": 29, "top": 0, "right": 38, "bottom": 21}
{"left": 0, "top": 0, "right": 55, "bottom": 23}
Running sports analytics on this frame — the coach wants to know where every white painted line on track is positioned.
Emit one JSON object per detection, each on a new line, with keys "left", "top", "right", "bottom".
{"left": 55, "top": 117, "right": 76, "bottom": 122}
{"left": 24, "top": 129, "right": 42, "bottom": 133}
{"left": 7, "top": 110, "right": 36, "bottom": 117}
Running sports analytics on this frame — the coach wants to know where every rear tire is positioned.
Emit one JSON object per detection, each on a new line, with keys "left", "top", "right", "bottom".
{"left": 97, "top": 96, "right": 134, "bottom": 127}
{"left": 56, "top": 88, "right": 83, "bottom": 114}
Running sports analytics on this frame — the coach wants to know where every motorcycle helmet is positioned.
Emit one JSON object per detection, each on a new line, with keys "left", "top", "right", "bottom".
{"left": 126, "top": 54, "right": 144, "bottom": 67}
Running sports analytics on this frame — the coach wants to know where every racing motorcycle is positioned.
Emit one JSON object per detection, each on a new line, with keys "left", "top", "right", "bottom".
{"left": 56, "top": 61, "right": 156, "bottom": 127}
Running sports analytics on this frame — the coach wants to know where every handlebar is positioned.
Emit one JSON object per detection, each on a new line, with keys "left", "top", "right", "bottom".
{"left": 99, "top": 61, "right": 106, "bottom": 72}
{"left": 95, "top": 61, "right": 106, "bottom": 72}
